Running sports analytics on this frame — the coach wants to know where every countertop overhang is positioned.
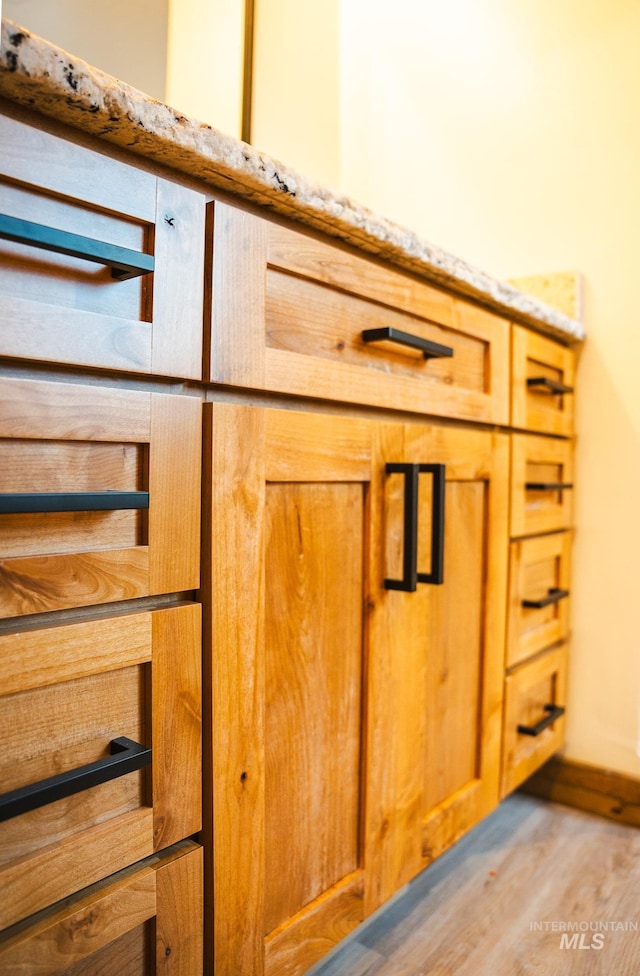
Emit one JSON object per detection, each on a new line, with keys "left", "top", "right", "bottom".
{"left": 0, "top": 18, "right": 584, "bottom": 344}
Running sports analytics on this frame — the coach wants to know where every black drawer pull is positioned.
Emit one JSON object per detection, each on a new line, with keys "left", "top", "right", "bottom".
{"left": 517, "top": 704, "right": 565, "bottom": 737}
{"left": 0, "top": 491, "right": 149, "bottom": 514}
{"left": 362, "top": 327, "right": 454, "bottom": 360}
{"left": 0, "top": 737, "right": 151, "bottom": 823}
{"left": 384, "top": 462, "right": 445, "bottom": 591}
{"left": 0, "top": 213, "right": 154, "bottom": 280}
{"left": 522, "top": 587, "right": 570, "bottom": 609}
{"left": 527, "top": 377, "right": 574, "bottom": 395}
{"left": 525, "top": 482, "right": 573, "bottom": 492}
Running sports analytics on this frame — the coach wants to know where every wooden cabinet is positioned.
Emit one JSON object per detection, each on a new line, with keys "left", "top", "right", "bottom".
{"left": 203, "top": 403, "right": 508, "bottom": 976}
{"left": 0, "top": 840, "right": 203, "bottom": 975}
{"left": 511, "top": 325, "right": 575, "bottom": 435}
{"left": 208, "top": 202, "right": 510, "bottom": 424}
{"left": 0, "top": 107, "right": 206, "bottom": 378}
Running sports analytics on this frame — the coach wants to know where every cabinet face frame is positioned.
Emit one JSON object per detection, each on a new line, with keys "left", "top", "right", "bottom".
{"left": 0, "top": 377, "right": 201, "bottom": 617}
{"left": 0, "top": 109, "right": 205, "bottom": 379}
{"left": 0, "top": 604, "right": 201, "bottom": 931}
{"left": 203, "top": 403, "right": 508, "bottom": 976}
{"left": 207, "top": 202, "right": 510, "bottom": 425}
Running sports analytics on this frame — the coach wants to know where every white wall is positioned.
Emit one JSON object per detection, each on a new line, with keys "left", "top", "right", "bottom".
{"left": 4, "top": 0, "right": 169, "bottom": 101}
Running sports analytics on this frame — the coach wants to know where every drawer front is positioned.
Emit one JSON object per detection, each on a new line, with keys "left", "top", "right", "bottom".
{"left": 507, "top": 532, "right": 572, "bottom": 668}
{"left": 209, "top": 203, "right": 510, "bottom": 423}
{"left": 510, "top": 434, "right": 574, "bottom": 537}
{"left": 501, "top": 644, "right": 567, "bottom": 798}
{"left": 0, "top": 604, "right": 201, "bottom": 930}
{"left": 0, "top": 840, "right": 203, "bottom": 974}
{"left": 511, "top": 325, "right": 575, "bottom": 435}
{"left": 0, "top": 110, "right": 205, "bottom": 379}
{"left": 0, "top": 377, "right": 201, "bottom": 617}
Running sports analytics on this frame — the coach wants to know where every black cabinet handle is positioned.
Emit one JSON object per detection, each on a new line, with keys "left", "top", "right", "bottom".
{"left": 522, "top": 587, "right": 570, "bottom": 609}
{"left": 517, "top": 704, "right": 565, "bottom": 737}
{"left": 384, "top": 462, "right": 445, "bottom": 591}
{"left": 527, "top": 377, "right": 574, "bottom": 395}
{"left": 362, "top": 327, "right": 454, "bottom": 360}
{"left": 0, "top": 213, "right": 154, "bottom": 280}
{"left": 525, "top": 482, "right": 573, "bottom": 492}
{"left": 0, "top": 737, "right": 151, "bottom": 823}
{"left": 0, "top": 491, "right": 149, "bottom": 514}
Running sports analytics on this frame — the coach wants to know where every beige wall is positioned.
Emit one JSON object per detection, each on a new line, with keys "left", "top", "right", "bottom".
{"left": 252, "top": 0, "right": 340, "bottom": 187}
{"left": 4, "top": 0, "right": 169, "bottom": 101}
{"left": 257, "top": 0, "right": 640, "bottom": 778}
{"left": 166, "top": 0, "right": 245, "bottom": 137}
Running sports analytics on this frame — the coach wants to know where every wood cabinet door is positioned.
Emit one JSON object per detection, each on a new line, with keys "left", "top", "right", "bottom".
{"left": 204, "top": 404, "right": 371, "bottom": 976}
{"left": 364, "top": 422, "right": 509, "bottom": 912}
{"left": 203, "top": 406, "right": 508, "bottom": 975}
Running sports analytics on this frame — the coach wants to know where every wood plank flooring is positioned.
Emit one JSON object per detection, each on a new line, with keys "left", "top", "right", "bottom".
{"left": 307, "top": 793, "right": 640, "bottom": 976}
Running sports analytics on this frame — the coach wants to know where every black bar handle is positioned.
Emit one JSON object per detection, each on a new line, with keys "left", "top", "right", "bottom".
{"left": 0, "top": 213, "right": 154, "bottom": 280}
{"left": 0, "top": 737, "right": 151, "bottom": 823}
{"left": 362, "top": 327, "right": 454, "bottom": 360}
{"left": 525, "top": 482, "right": 573, "bottom": 492}
{"left": 527, "top": 377, "right": 574, "bottom": 395}
{"left": 0, "top": 491, "right": 149, "bottom": 514}
{"left": 384, "top": 463, "right": 418, "bottom": 592}
{"left": 416, "top": 464, "right": 445, "bottom": 586}
{"left": 517, "top": 704, "right": 565, "bottom": 737}
{"left": 522, "top": 587, "right": 570, "bottom": 609}
{"left": 384, "top": 462, "right": 445, "bottom": 591}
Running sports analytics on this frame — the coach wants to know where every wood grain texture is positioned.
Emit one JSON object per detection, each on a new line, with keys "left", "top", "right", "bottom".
{"left": 152, "top": 178, "right": 206, "bottom": 380}
{"left": 501, "top": 643, "right": 568, "bottom": 797}
{"left": 507, "top": 532, "right": 572, "bottom": 669}
{"left": 152, "top": 603, "right": 202, "bottom": 850}
{"left": 209, "top": 201, "right": 268, "bottom": 385}
{"left": 0, "top": 612, "right": 152, "bottom": 696}
{"left": 204, "top": 402, "right": 266, "bottom": 976}
{"left": 0, "top": 110, "right": 156, "bottom": 222}
{"left": 148, "top": 392, "right": 201, "bottom": 594}
{"left": 155, "top": 842, "right": 204, "bottom": 974}
{"left": 522, "top": 757, "right": 640, "bottom": 828}
{"left": 264, "top": 407, "right": 370, "bottom": 482}
{"left": 265, "top": 872, "right": 365, "bottom": 976}
{"left": 0, "top": 808, "right": 154, "bottom": 931}
{"left": 512, "top": 324, "right": 575, "bottom": 436}
{"left": 0, "top": 867, "right": 156, "bottom": 975}
{"left": 264, "top": 482, "right": 363, "bottom": 933}
{"left": 511, "top": 434, "right": 574, "bottom": 538}
{"left": 365, "top": 424, "right": 508, "bottom": 911}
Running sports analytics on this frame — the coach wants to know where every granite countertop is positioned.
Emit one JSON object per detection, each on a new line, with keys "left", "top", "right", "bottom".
{"left": 0, "top": 18, "right": 584, "bottom": 343}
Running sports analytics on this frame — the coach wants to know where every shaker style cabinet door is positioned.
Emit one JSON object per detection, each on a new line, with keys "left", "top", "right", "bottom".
{"left": 0, "top": 108, "right": 205, "bottom": 378}
{"left": 203, "top": 405, "right": 508, "bottom": 976}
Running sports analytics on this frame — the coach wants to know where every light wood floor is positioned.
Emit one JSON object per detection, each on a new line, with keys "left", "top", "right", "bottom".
{"left": 308, "top": 793, "right": 640, "bottom": 976}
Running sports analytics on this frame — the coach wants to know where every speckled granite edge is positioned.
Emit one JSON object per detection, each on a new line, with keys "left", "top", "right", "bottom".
{"left": 0, "top": 19, "right": 585, "bottom": 343}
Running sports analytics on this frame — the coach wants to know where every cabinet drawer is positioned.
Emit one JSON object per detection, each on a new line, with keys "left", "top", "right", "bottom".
{"left": 510, "top": 434, "right": 574, "bottom": 538}
{"left": 0, "top": 604, "right": 201, "bottom": 930}
{"left": 511, "top": 326, "right": 575, "bottom": 435}
{"left": 209, "top": 203, "right": 510, "bottom": 423}
{"left": 0, "top": 110, "right": 205, "bottom": 378}
{"left": 0, "top": 377, "right": 201, "bottom": 617}
{"left": 501, "top": 644, "right": 567, "bottom": 797}
{"left": 507, "top": 532, "right": 572, "bottom": 668}
{"left": 0, "top": 840, "right": 203, "bottom": 974}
